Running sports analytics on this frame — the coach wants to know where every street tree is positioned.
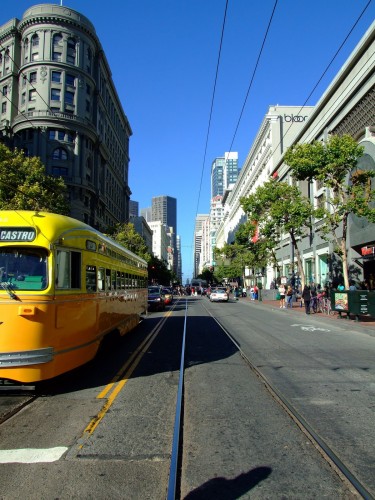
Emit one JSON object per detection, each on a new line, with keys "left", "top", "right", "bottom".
{"left": 0, "top": 144, "right": 69, "bottom": 214}
{"left": 110, "top": 222, "right": 151, "bottom": 261}
{"left": 214, "top": 222, "right": 269, "bottom": 286}
{"left": 240, "top": 179, "right": 314, "bottom": 289}
{"left": 284, "top": 134, "right": 375, "bottom": 288}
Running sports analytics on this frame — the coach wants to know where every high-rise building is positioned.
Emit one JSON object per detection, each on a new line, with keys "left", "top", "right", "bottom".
{"left": 211, "top": 152, "right": 239, "bottom": 198}
{"left": 151, "top": 196, "right": 178, "bottom": 274}
{"left": 0, "top": 4, "right": 132, "bottom": 230}
{"left": 129, "top": 200, "right": 139, "bottom": 217}
{"left": 151, "top": 196, "right": 177, "bottom": 233}
{"left": 194, "top": 214, "right": 209, "bottom": 278}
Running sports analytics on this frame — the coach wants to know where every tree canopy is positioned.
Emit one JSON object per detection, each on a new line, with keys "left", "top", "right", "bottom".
{"left": 284, "top": 134, "right": 374, "bottom": 287}
{"left": 0, "top": 144, "right": 69, "bottom": 214}
{"left": 110, "top": 222, "right": 151, "bottom": 262}
{"left": 240, "top": 179, "right": 314, "bottom": 287}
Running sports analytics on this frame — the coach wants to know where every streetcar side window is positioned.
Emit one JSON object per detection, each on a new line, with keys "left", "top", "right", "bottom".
{"left": 86, "top": 265, "right": 96, "bottom": 292}
{"left": 111, "top": 270, "right": 116, "bottom": 290}
{"left": 56, "top": 250, "right": 70, "bottom": 288}
{"left": 71, "top": 252, "right": 81, "bottom": 288}
{"left": 56, "top": 250, "right": 81, "bottom": 289}
{"left": 105, "top": 268, "right": 111, "bottom": 290}
{"left": 98, "top": 267, "right": 105, "bottom": 291}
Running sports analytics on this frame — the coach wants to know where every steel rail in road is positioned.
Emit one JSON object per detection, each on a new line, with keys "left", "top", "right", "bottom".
{"left": 167, "top": 298, "right": 188, "bottom": 500}
{"left": 202, "top": 300, "right": 374, "bottom": 500}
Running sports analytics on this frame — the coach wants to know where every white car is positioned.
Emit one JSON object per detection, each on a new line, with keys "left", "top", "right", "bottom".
{"left": 210, "top": 288, "right": 229, "bottom": 302}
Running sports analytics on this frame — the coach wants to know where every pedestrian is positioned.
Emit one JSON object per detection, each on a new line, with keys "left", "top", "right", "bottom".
{"left": 286, "top": 285, "right": 293, "bottom": 308}
{"left": 302, "top": 285, "right": 311, "bottom": 314}
{"left": 278, "top": 283, "right": 286, "bottom": 308}
{"left": 253, "top": 284, "right": 259, "bottom": 300}
{"left": 250, "top": 285, "right": 255, "bottom": 300}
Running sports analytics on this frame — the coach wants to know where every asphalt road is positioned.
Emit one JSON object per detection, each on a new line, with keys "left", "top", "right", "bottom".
{"left": 0, "top": 296, "right": 373, "bottom": 499}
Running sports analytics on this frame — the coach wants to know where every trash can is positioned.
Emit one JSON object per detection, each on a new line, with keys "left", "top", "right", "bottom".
{"left": 347, "top": 291, "right": 369, "bottom": 321}
{"left": 368, "top": 291, "right": 375, "bottom": 317}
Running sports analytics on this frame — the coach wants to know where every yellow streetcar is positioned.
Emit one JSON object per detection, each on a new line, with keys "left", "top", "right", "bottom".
{"left": 0, "top": 210, "right": 148, "bottom": 383}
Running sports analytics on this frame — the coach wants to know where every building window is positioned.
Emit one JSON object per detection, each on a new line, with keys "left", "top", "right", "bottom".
{"left": 29, "top": 72, "right": 37, "bottom": 84}
{"left": 66, "top": 74, "right": 75, "bottom": 87}
{"left": 53, "top": 34, "right": 63, "bottom": 46}
{"left": 1, "top": 102, "right": 6, "bottom": 114}
{"left": 49, "top": 130, "right": 56, "bottom": 140}
{"left": 2, "top": 85, "right": 7, "bottom": 96}
{"left": 29, "top": 89, "right": 36, "bottom": 101}
{"left": 53, "top": 52, "right": 62, "bottom": 62}
{"left": 58, "top": 130, "right": 65, "bottom": 140}
{"left": 51, "top": 88, "right": 61, "bottom": 101}
{"left": 52, "top": 148, "right": 68, "bottom": 160}
{"left": 86, "top": 47, "right": 92, "bottom": 73}
{"left": 67, "top": 38, "right": 76, "bottom": 64}
{"left": 23, "top": 39, "right": 29, "bottom": 63}
{"left": 65, "top": 91, "right": 74, "bottom": 105}
{"left": 31, "top": 34, "right": 39, "bottom": 47}
{"left": 51, "top": 71, "right": 61, "bottom": 83}
{"left": 52, "top": 166, "right": 68, "bottom": 176}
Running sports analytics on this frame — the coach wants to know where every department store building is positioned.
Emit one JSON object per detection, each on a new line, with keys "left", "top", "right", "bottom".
{"left": 0, "top": 4, "right": 132, "bottom": 230}
{"left": 216, "top": 20, "right": 375, "bottom": 289}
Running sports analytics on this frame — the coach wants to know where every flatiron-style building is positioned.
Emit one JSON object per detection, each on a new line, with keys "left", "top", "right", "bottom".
{"left": 0, "top": 4, "right": 132, "bottom": 230}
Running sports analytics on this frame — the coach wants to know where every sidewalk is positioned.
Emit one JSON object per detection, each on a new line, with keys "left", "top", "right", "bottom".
{"left": 237, "top": 294, "right": 375, "bottom": 328}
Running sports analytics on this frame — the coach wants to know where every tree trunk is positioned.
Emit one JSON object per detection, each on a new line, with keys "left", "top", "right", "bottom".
{"left": 341, "top": 213, "right": 350, "bottom": 289}
{"left": 290, "top": 232, "right": 306, "bottom": 290}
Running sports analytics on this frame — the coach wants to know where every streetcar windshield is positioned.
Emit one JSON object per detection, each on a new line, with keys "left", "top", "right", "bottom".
{"left": 0, "top": 247, "right": 48, "bottom": 291}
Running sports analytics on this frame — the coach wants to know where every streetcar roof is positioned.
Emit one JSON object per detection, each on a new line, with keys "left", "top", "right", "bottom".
{"left": 0, "top": 210, "right": 147, "bottom": 265}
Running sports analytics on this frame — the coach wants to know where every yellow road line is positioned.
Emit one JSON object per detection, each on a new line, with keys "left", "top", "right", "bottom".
{"left": 81, "top": 311, "right": 172, "bottom": 441}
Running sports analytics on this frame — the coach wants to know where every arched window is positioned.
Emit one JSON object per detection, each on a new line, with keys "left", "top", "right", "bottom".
{"left": 31, "top": 34, "right": 39, "bottom": 61}
{"left": 86, "top": 47, "right": 92, "bottom": 73}
{"left": 52, "top": 147, "right": 68, "bottom": 160}
{"left": 52, "top": 34, "right": 63, "bottom": 62}
{"left": 67, "top": 38, "right": 76, "bottom": 65}
{"left": 23, "top": 38, "right": 29, "bottom": 64}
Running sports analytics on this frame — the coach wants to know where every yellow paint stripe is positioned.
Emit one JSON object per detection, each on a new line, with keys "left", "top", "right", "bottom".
{"left": 81, "top": 311, "right": 173, "bottom": 441}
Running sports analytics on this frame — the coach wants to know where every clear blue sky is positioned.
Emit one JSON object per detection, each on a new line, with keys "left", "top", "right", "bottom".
{"left": 2, "top": 1, "right": 375, "bottom": 282}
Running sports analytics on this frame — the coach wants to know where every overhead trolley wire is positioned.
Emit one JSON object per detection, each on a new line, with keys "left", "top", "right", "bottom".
{"left": 227, "top": 0, "right": 279, "bottom": 155}
{"left": 270, "top": 0, "right": 374, "bottom": 154}
{"left": 188, "top": 0, "right": 229, "bottom": 268}
{"left": 194, "top": 0, "right": 229, "bottom": 221}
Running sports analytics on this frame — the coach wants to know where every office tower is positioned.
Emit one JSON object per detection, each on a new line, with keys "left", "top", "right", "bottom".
{"left": 211, "top": 152, "right": 239, "bottom": 198}
{"left": 151, "top": 196, "right": 177, "bottom": 234}
{"left": 129, "top": 200, "right": 139, "bottom": 217}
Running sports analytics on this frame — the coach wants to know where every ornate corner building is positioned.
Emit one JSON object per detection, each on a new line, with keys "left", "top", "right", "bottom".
{"left": 0, "top": 4, "right": 132, "bottom": 230}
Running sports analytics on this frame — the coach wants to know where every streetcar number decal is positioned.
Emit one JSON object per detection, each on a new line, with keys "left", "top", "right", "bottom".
{"left": 0, "top": 228, "right": 36, "bottom": 241}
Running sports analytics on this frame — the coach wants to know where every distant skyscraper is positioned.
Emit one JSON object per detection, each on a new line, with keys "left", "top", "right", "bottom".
{"left": 211, "top": 152, "right": 239, "bottom": 198}
{"left": 129, "top": 200, "right": 139, "bottom": 217}
{"left": 140, "top": 207, "right": 152, "bottom": 222}
{"left": 151, "top": 196, "right": 177, "bottom": 233}
{"left": 194, "top": 214, "right": 209, "bottom": 278}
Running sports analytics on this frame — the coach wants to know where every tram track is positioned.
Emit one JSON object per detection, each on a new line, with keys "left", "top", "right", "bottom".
{"left": 201, "top": 299, "right": 374, "bottom": 500}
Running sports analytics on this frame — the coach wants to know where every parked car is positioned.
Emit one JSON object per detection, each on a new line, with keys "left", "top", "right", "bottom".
{"left": 162, "top": 287, "right": 173, "bottom": 305}
{"left": 209, "top": 288, "right": 229, "bottom": 302}
{"left": 148, "top": 286, "right": 166, "bottom": 311}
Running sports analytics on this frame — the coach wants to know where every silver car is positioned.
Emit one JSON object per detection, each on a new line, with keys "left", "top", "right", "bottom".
{"left": 210, "top": 288, "right": 229, "bottom": 302}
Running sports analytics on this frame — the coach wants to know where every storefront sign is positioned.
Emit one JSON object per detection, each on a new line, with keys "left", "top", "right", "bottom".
{"left": 361, "top": 246, "right": 375, "bottom": 256}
